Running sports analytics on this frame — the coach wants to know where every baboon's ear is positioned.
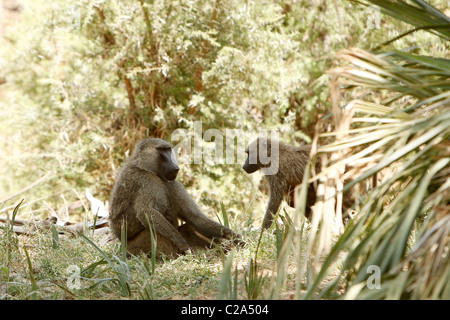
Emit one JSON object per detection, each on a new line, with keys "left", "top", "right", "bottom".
{"left": 131, "top": 139, "right": 148, "bottom": 156}
{"left": 137, "top": 141, "right": 147, "bottom": 152}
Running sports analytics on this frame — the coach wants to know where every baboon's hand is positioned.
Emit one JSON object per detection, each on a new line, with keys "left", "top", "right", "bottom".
{"left": 219, "top": 236, "right": 245, "bottom": 253}
{"left": 226, "top": 233, "right": 246, "bottom": 248}
{"left": 232, "top": 236, "right": 246, "bottom": 247}
{"left": 176, "top": 242, "right": 192, "bottom": 255}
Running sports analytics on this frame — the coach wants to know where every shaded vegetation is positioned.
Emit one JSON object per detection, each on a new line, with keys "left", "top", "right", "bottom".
{"left": 0, "top": 0, "right": 448, "bottom": 300}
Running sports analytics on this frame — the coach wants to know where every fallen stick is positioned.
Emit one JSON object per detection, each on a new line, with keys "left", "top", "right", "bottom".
{"left": 0, "top": 224, "right": 28, "bottom": 235}
{"left": 0, "top": 217, "right": 110, "bottom": 236}
{"left": 63, "top": 217, "right": 110, "bottom": 233}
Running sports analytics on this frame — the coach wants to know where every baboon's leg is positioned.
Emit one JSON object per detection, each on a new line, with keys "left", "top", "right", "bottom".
{"left": 305, "top": 184, "right": 317, "bottom": 220}
{"left": 135, "top": 192, "right": 191, "bottom": 253}
{"left": 178, "top": 222, "right": 215, "bottom": 250}
{"left": 168, "top": 181, "right": 239, "bottom": 241}
{"left": 286, "top": 184, "right": 316, "bottom": 220}
{"left": 262, "top": 188, "right": 284, "bottom": 229}
{"left": 287, "top": 186, "right": 295, "bottom": 208}
{"left": 126, "top": 229, "right": 182, "bottom": 259}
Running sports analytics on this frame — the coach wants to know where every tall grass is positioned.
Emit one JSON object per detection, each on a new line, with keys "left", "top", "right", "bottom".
{"left": 78, "top": 232, "right": 131, "bottom": 298}
{"left": 265, "top": 0, "right": 450, "bottom": 299}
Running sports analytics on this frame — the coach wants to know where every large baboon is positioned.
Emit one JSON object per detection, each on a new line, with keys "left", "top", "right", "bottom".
{"left": 109, "top": 138, "right": 243, "bottom": 258}
{"left": 242, "top": 138, "right": 320, "bottom": 229}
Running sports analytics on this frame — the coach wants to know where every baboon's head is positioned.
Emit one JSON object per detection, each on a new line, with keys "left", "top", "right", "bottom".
{"left": 242, "top": 138, "right": 279, "bottom": 175}
{"left": 133, "top": 138, "right": 180, "bottom": 181}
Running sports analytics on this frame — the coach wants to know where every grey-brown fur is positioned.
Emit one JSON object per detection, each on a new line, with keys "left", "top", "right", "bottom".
{"left": 243, "top": 138, "right": 319, "bottom": 229}
{"left": 109, "top": 138, "right": 243, "bottom": 258}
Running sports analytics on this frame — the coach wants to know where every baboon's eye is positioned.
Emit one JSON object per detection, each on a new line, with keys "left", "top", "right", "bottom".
{"left": 158, "top": 148, "right": 168, "bottom": 156}
{"left": 158, "top": 148, "right": 173, "bottom": 162}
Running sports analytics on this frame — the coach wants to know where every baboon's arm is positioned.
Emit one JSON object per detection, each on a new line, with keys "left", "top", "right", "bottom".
{"left": 134, "top": 194, "right": 191, "bottom": 253}
{"left": 137, "top": 207, "right": 190, "bottom": 252}
{"left": 168, "top": 181, "right": 237, "bottom": 239}
{"left": 262, "top": 187, "right": 284, "bottom": 229}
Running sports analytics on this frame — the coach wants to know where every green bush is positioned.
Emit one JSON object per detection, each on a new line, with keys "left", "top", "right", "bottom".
{"left": 1, "top": 0, "right": 417, "bottom": 215}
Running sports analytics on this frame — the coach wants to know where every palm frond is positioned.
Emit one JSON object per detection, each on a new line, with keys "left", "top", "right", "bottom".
{"left": 297, "top": 25, "right": 449, "bottom": 299}
{"left": 352, "top": 0, "right": 450, "bottom": 40}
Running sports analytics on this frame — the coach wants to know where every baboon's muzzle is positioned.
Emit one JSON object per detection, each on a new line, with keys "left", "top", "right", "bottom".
{"left": 242, "top": 158, "right": 259, "bottom": 174}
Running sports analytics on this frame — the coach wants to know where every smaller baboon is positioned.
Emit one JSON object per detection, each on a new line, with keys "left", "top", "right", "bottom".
{"left": 242, "top": 138, "right": 320, "bottom": 229}
{"left": 109, "top": 138, "right": 243, "bottom": 258}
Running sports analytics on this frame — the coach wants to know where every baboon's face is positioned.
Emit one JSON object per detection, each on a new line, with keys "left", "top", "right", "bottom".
{"left": 242, "top": 138, "right": 279, "bottom": 175}
{"left": 242, "top": 139, "right": 265, "bottom": 174}
{"left": 158, "top": 147, "right": 180, "bottom": 181}
{"left": 135, "top": 138, "right": 180, "bottom": 181}
{"left": 242, "top": 149, "right": 260, "bottom": 174}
